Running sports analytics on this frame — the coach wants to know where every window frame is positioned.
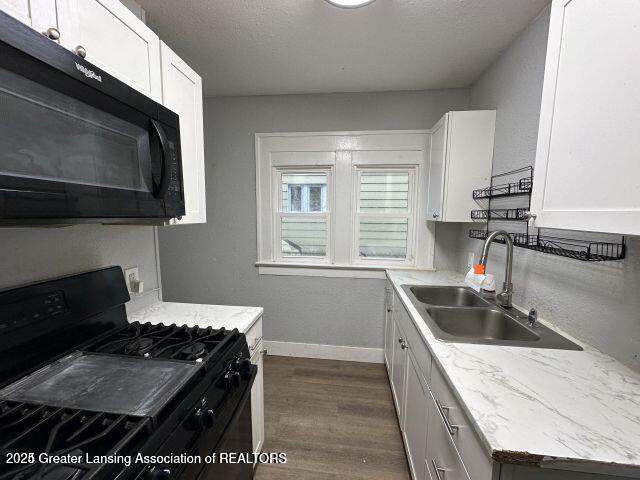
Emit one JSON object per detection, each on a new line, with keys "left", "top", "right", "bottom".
{"left": 255, "top": 131, "right": 434, "bottom": 277}
{"left": 273, "top": 167, "right": 333, "bottom": 264}
{"left": 352, "top": 166, "right": 418, "bottom": 267}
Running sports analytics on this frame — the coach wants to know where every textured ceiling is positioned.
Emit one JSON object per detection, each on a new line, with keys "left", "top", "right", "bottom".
{"left": 136, "top": 0, "right": 550, "bottom": 97}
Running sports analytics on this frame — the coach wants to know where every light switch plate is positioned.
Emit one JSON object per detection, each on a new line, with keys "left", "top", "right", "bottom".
{"left": 124, "top": 267, "right": 140, "bottom": 293}
{"left": 467, "top": 252, "right": 475, "bottom": 269}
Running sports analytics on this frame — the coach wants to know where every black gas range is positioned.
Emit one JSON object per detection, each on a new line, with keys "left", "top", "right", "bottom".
{"left": 0, "top": 267, "right": 256, "bottom": 480}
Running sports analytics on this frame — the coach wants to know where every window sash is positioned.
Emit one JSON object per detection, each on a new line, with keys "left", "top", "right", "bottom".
{"left": 273, "top": 168, "right": 332, "bottom": 263}
{"left": 352, "top": 167, "right": 417, "bottom": 265}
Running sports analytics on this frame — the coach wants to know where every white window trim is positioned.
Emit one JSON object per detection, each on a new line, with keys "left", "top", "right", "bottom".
{"left": 255, "top": 130, "right": 435, "bottom": 278}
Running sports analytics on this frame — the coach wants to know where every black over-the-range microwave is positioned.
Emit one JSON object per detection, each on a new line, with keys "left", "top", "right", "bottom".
{"left": 0, "top": 10, "right": 185, "bottom": 225}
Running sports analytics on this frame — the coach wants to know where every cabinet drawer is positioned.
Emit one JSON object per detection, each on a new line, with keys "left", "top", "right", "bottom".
{"left": 427, "top": 389, "right": 470, "bottom": 480}
{"left": 246, "top": 317, "right": 263, "bottom": 356}
{"left": 431, "top": 366, "right": 492, "bottom": 479}
{"left": 397, "top": 300, "right": 432, "bottom": 383}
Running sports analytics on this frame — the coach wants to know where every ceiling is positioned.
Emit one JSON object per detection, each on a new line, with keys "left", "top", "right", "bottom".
{"left": 136, "top": 0, "right": 550, "bottom": 97}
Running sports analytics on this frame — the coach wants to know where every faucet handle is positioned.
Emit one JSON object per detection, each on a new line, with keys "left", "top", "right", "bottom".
{"left": 528, "top": 308, "right": 537, "bottom": 327}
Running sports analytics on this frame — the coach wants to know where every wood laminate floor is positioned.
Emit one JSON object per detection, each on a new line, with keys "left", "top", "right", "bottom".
{"left": 254, "top": 355, "right": 411, "bottom": 480}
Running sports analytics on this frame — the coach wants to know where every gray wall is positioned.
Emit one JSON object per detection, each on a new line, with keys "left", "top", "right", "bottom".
{"left": 0, "top": 225, "right": 161, "bottom": 312}
{"left": 158, "top": 90, "right": 470, "bottom": 349}
{"left": 457, "top": 7, "right": 640, "bottom": 371}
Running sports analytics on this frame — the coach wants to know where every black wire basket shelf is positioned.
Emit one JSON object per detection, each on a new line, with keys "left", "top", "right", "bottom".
{"left": 471, "top": 207, "right": 529, "bottom": 221}
{"left": 468, "top": 230, "right": 626, "bottom": 262}
{"left": 472, "top": 176, "right": 532, "bottom": 200}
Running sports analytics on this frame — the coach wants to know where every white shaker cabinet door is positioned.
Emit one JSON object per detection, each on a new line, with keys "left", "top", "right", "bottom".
{"left": 426, "top": 114, "right": 447, "bottom": 222}
{"left": 160, "top": 42, "right": 206, "bottom": 225}
{"left": 404, "top": 353, "right": 429, "bottom": 480}
{"left": 251, "top": 345, "right": 265, "bottom": 456}
{"left": 56, "top": 0, "right": 162, "bottom": 102}
{"left": 0, "top": 0, "right": 57, "bottom": 36}
{"left": 530, "top": 0, "right": 640, "bottom": 235}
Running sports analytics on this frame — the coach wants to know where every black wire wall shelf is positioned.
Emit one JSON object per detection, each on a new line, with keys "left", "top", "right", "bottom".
{"left": 468, "top": 230, "right": 626, "bottom": 262}
{"left": 472, "top": 170, "right": 533, "bottom": 199}
{"left": 469, "top": 167, "right": 626, "bottom": 262}
{"left": 471, "top": 207, "right": 528, "bottom": 221}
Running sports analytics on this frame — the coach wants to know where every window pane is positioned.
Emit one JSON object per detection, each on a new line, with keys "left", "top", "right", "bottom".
{"left": 282, "top": 173, "right": 327, "bottom": 212}
{"left": 359, "top": 217, "right": 407, "bottom": 259}
{"left": 289, "top": 185, "right": 302, "bottom": 212}
{"left": 308, "top": 186, "right": 323, "bottom": 212}
{"left": 359, "top": 172, "right": 409, "bottom": 213}
{"left": 281, "top": 217, "right": 326, "bottom": 257}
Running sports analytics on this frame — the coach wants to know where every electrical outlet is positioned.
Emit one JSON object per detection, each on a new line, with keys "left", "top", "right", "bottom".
{"left": 124, "top": 267, "right": 143, "bottom": 294}
{"left": 467, "top": 252, "right": 475, "bottom": 269}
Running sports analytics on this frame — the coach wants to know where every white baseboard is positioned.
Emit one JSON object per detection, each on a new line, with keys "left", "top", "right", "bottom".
{"left": 263, "top": 340, "right": 383, "bottom": 363}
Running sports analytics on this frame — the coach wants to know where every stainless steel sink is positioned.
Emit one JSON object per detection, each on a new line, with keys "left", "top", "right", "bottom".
{"left": 402, "top": 285, "right": 582, "bottom": 350}
{"left": 408, "top": 286, "right": 490, "bottom": 307}
{"left": 426, "top": 307, "right": 539, "bottom": 342}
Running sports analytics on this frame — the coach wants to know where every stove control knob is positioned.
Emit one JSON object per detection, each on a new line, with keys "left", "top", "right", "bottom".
{"left": 147, "top": 467, "right": 171, "bottom": 480}
{"left": 202, "top": 408, "right": 216, "bottom": 428}
{"left": 239, "top": 358, "right": 252, "bottom": 374}
{"left": 230, "top": 371, "right": 241, "bottom": 388}
{"left": 194, "top": 407, "right": 216, "bottom": 429}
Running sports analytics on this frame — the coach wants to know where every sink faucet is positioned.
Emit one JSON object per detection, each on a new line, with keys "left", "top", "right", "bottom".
{"left": 479, "top": 230, "right": 514, "bottom": 308}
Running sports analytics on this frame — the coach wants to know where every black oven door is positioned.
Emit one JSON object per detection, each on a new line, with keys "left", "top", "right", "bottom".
{"left": 0, "top": 11, "right": 185, "bottom": 224}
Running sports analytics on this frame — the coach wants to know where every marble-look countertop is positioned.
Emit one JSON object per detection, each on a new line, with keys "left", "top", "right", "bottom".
{"left": 128, "top": 302, "right": 263, "bottom": 334}
{"left": 386, "top": 269, "right": 640, "bottom": 477}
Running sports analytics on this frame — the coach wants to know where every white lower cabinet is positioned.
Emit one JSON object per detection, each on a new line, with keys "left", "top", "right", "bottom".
{"left": 390, "top": 311, "right": 408, "bottom": 421}
{"left": 246, "top": 318, "right": 264, "bottom": 456}
{"left": 404, "top": 352, "right": 429, "bottom": 480}
{"left": 426, "top": 388, "right": 471, "bottom": 480}
{"left": 384, "top": 287, "right": 493, "bottom": 480}
{"left": 384, "top": 282, "right": 395, "bottom": 372}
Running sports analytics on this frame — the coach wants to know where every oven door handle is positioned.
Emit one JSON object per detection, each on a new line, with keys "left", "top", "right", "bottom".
{"left": 150, "top": 119, "right": 170, "bottom": 198}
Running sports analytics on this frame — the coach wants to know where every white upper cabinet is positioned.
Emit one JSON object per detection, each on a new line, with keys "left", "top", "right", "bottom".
{"left": 0, "top": 0, "right": 56, "bottom": 35}
{"left": 56, "top": 0, "right": 162, "bottom": 102}
{"left": 427, "top": 111, "right": 496, "bottom": 222}
{"left": 160, "top": 42, "right": 206, "bottom": 225}
{"left": 530, "top": 0, "right": 640, "bottom": 235}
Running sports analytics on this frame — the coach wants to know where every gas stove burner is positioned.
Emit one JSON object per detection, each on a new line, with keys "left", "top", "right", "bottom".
{"left": 86, "top": 322, "right": 236, "bottom": 364}
{"left": 123, "top": 337, "right": 154, "bottom": 355}
{"left": 180, "top": 342, "right": 206, "bottom": 359}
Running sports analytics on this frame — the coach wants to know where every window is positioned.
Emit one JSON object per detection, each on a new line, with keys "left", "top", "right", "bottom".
{"left": 355, "top": 170, "right": 414, "bottom": 261}
{"left": 277, "top": 171, "right": 330, "bottom": 259}
{"left": 256, "top": 131, "right": 432, "bottom": 276}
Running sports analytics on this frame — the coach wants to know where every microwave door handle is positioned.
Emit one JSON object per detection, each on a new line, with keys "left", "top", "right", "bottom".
{"left": 150, "top": 119, "right": 170, "bottom": 198}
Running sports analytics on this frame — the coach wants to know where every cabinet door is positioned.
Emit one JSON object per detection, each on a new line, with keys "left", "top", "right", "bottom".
{"left": 390, "top": 314, "right": 408, "bottom": 426}
{"left": 161, "top": 42, "right": 207, "bottom": 225}
{"left": 530, "top": 0, "right": 640, "bottom": 235}
{"left": 251, "top": 345, "right": 265, "bottom": 455}
{"left": 426, "top": 391, "right": 471, "bottom": 480}
{"left": 384, "top": 286, "right": 395, "bottom": 372}
{"left": 404, "top": 352, "right": 429, "bottom": 480}
{"left": 0, "top": 0, "right": 56, "bottom": 34}
{"left": 56, "top": 0, "right": 162, "bottom": 102}
{"left": 427, "top": 114, "right": 447, "bottom": 221}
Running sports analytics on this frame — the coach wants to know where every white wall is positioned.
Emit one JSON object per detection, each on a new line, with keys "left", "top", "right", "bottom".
{"left": 458, "top": 7, "right": 640, "bottom": 371}
{"left": 157, "top": 90, "right": 470, "bottom": 349}
{"left": 0, "top": 225, "right": 161, "bottom": 312}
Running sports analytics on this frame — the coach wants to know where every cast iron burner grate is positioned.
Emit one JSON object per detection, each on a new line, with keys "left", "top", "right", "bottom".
{"left": 84, "top": 322, "right": 234, "bottom": 363}
{"left": 0, "top": 400, "right": 151, "bottom": 480}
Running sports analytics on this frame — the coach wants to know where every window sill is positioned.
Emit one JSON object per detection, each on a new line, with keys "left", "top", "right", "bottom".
{"left": 255, "top": 262, "right": 433, "bottom": 279}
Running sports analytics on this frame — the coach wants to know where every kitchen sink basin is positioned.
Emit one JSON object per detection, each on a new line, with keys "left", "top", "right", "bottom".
{"left": 401, "top": 285, "right": 582, "bottom": 350}
{"left": 426, "top": 307, "right": 539, "bottom": 341}
{"left": 408, "top": 286, "right": 490, "bottom": 307}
